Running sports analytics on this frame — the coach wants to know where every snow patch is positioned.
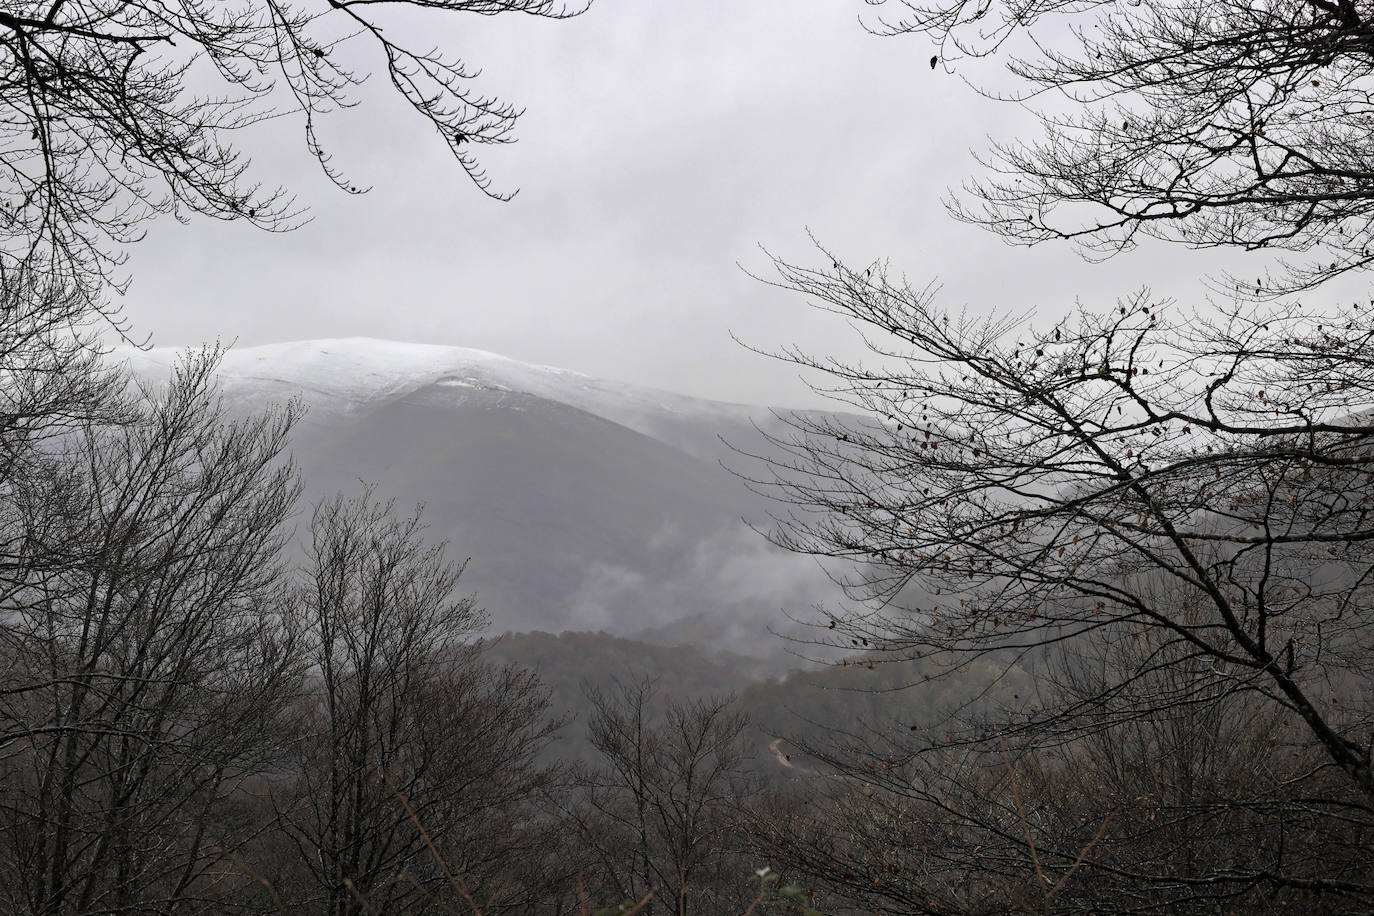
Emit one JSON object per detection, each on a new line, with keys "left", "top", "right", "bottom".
{"left": 116, "top": 337, "right": 765, "bottom": 446}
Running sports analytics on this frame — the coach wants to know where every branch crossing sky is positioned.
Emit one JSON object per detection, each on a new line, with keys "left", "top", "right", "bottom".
{"left": 124, "top": 0, "right": 1297, "bottom": 408}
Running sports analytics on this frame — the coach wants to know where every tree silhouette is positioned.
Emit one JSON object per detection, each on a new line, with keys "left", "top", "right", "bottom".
{"left": 0, "top": 347, "right": 303, "bottom": 914}
{"left": 0, "top": 0, "right": 588, "bottom": 316}
{"left": 277, "top": 490, "right": 563, "bottom": 915}
{"left": 744, "top": 257, "right": 1374, "bottom": 908}
{"left": 866, "top": 0, "right": 1374, "bottom": 295}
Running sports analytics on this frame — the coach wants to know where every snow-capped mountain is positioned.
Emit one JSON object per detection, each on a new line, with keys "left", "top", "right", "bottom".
{"left": 118, "top": 339, "right": 833, "bottom": 655}
{"left": 122, "top": 338, "right": 776, "bottom": 465}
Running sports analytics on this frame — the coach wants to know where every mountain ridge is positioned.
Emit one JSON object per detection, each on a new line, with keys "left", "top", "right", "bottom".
{"left": 115, "top": 337, "right": 839, "bottom": 660}
{"left": 118, "top": 337, "right": 794, "bottom": 465}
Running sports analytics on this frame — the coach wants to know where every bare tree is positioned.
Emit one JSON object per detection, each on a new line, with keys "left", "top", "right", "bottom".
{"left": 0, "top": 0, "right": 589, "bottom": 315}
{"left": 861, "top": 0, "right": 1374, "bottom": 294}
{"left": 1033, "top": 621, "right": 1368, "bottom": 912}
{"left": 756, "top": 610, "right": 1369, "bottom": 913}
{"left": 744, "top": 1, "right": 1374, "bottom": 906}
{"left": 565, "top": 676, "right": 761, "bottom": 916}
{"left": 742, "top": 258, "right": 1374, "bottom": 907}
{"left": 0, "top": 346, "right": 303, "bottom": 914}
{"left": 277, "top": 490, "right": 564, "bottom": 915}
{"left": 0, "top": 270, "right": 128, "bottom": 482}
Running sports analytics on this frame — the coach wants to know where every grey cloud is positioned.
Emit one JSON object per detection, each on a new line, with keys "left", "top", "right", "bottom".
{"left": 115, "top": 0, "right": 1272, "bottom": 411}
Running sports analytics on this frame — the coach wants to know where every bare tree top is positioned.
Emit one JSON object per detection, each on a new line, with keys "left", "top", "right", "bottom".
{"left": 748, "top": 249, "right": 1374, "bottom": 806}
{"left": 868, "top": 0, "right": 1374, "bottom": 295}
{"left": 0, "top": 0, "right": 586, "bottom": 315}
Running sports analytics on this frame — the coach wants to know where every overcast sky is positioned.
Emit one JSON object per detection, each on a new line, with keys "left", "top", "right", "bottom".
{"left": 119, "top": 0, "right": 1280, "bottom": 407}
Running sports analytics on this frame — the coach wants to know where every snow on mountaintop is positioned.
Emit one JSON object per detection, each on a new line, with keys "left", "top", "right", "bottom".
{"left": 118, "top": 338, "right": 768, "bottom": 454}
{"left": 123, "top": 338, "right": 588, "bottom": 408}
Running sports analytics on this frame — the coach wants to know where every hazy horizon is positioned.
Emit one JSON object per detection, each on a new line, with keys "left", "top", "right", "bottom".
{"left": 111, "top": 0, "right": 1298, "bottom": 410}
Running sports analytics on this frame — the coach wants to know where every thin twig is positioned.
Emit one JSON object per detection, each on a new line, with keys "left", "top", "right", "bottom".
{"left": 997, "top": 732, "right": 1048, "bottom": 913}
{"left": 1047, "top": 816, "right": 1111, "bottom": 900}
{"left": 740, "top": 888, "right": 770, "bottom": 916}
{"left": 378, "top": 762, "right": 485, "bottom": 915}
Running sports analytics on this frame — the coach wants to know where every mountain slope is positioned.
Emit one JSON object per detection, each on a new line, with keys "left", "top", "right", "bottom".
{"left": 123, "top": 338, "right": 775, "bottom": 464}
{"left": 118, "top": 339, "right": 835, "bottom": 655}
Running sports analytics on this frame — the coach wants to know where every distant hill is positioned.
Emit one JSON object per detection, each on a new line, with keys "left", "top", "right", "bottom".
{"left": 119, "top": 339, "right": 843, "bottom": 658}
{"left": 482, "top": 629, "right": 1032, "bottom": 774}
{"left": 480, "top": 630, "right": 775, "bottom": 763}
